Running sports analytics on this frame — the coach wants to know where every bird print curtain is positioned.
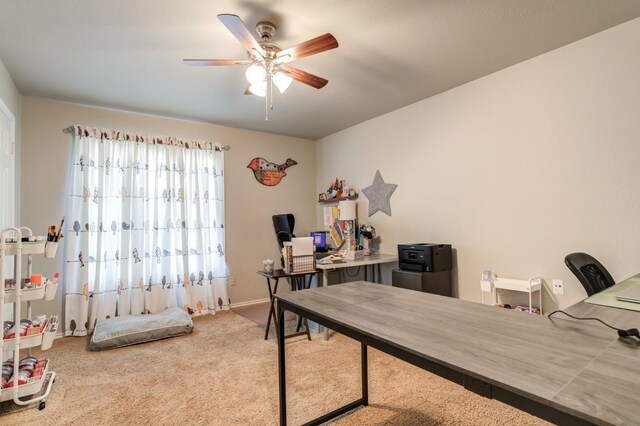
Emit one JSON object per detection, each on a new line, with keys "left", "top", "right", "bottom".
{"left": 64, "top": 126, "right": 229, "bottom": 336}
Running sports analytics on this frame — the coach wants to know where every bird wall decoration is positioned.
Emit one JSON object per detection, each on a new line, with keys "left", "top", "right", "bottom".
{"left": 247, "top": 157, "right": 297, "bottom": 186}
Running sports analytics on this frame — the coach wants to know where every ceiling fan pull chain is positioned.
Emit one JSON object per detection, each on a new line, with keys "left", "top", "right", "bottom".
{"left": 270, "top": 76, "right": 274, "bottom": 111}
{"left": 264, "top": 87, "right": 269, "bottom": 121}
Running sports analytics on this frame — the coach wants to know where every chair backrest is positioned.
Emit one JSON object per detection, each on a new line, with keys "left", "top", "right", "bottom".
{"left": 564, "top": 252, "right": 615, "bottom": 296}
{"left": 272, "top": 214, "right": 295, "bottom": 250}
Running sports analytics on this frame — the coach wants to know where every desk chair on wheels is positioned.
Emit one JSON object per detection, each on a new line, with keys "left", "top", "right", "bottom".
{"left": 564, "top": 252, "right": 615, "bottom": 296}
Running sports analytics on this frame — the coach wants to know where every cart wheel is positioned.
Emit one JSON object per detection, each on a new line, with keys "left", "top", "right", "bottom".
{"left": 39, "top": 401, "right": 46, "bottom": 410}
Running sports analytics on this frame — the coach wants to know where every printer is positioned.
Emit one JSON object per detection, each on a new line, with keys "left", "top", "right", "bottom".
{"left": 398, "top": 243, "right": 452, "bottom": 272}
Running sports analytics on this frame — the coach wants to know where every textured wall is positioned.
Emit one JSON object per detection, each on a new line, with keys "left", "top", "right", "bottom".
{"left": 317, "top": 18, "right": 640, "bottom": 310}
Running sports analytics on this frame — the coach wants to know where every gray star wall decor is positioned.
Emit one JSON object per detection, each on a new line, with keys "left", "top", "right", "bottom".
{"left": 361, "top": 170, "right": 398, "bottom": 217}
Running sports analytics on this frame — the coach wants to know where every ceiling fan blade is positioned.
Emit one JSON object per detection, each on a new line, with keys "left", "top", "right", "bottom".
{"left": 183, "top": 59, "right": 252, "bottom": 66}
{"left": 244, "top": 86, "right": 254, "bottom": 95}
{"left": 280, "top": 65, "right": 328, "bottom": 89}
{"left": 275, "top": 33, "right": 338, "bottom": 64}
{"left": 218, "top": 14, "right": 265, "bottom": 58}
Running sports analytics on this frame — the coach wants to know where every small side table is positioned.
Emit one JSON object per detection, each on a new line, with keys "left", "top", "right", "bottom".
{"left": 491, "top": 276, "right": 543, "bottom": 314}
{"left": 257, "top": 269, "right": 315, "bottom": 341}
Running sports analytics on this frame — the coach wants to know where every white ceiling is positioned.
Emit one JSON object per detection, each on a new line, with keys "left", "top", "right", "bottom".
{"left": 1, "top": 0, "right": 640, "bottom": 140}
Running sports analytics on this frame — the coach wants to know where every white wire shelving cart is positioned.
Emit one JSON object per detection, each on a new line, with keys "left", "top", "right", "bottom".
{"left": 1, "top": 227, "right": 57, "bottom": 410}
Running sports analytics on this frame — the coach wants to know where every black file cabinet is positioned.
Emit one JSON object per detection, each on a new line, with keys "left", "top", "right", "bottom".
{"left": 392, "top": 269, "right": 452, "bottom": 297}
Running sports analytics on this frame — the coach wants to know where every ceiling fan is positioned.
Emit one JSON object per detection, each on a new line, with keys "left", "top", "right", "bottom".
{"left": 183, "top": 14, "right": 338, "bottom": 120}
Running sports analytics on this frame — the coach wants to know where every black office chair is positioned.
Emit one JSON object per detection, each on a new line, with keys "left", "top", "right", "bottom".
{"left": 271, "top": 213, "right": 312, "bottom": 334}
{"left": 272, "top": 213, "right": 295, "bottom": 254}
{"left": 564, "top": 252, "right": 615, "bottom": 296}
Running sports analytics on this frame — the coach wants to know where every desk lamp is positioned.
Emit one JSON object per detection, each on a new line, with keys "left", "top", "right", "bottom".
{"left": 338, "top": 200, "right": 357, "bottom": 250}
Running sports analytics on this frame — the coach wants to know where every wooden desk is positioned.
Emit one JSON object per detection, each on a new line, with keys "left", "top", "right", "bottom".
{"left": 315, "top": 253, "right": 397, "bottom": 339}
{"left": 256, "top": 269, "right": 316, "bottom": 341}
{"left": 563, "top": 272, "right": 640, "bottom": 330}
{"left": 564, "top": 299, "right": 640, "bottom": 330}
{"left": 276, "top": 282, "right": 640, "bottom": 425}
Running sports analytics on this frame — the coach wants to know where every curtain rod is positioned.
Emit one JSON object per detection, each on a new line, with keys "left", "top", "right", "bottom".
{"left": 62, "top": 126, "right": 230, "bottom": 151}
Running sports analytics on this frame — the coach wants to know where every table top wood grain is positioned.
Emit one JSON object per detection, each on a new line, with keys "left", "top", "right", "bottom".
{"left": 276, "top": 282, "right": 640, "bottom": 425}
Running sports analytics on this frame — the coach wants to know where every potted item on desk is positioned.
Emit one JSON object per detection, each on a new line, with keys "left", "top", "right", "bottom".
{"left": 262, "top": 259, "right": 274, "bottom": 274}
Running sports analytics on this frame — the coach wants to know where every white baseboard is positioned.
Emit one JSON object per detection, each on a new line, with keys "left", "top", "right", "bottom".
{"left": 230, "top": 297, "right": 270, "bottom": 308}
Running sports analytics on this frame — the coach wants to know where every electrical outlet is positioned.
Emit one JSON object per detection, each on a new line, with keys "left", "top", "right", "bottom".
{"left": 552, "top": 279, "right": 564, "bottom": 295}
{"left": 230, "top": 276, "right": 237, "bottom": 287}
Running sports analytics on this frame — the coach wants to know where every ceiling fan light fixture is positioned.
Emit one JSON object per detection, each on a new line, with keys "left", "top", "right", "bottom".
{"left": 273, "top": 71, "right": 293, "bottom": 93}
{"left": 185, "top": 14, "right": 338, "bottom": 120}
{"left": 246, "top": 64, "right": 266, "bottom": 86}
{"left": 248, "top": 81, "right": 267, "bottom": 97}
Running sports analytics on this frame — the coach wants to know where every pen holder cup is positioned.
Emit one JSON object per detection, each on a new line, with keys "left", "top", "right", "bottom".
{"left": 41, "top": 330, "right": 56, "bottom": 350}
{"left": 345, "top": 250, "right": 365, "bottom": 261}
{"left": 44, "top": 241, "right": 58, "bottom": 259}
{"left": 45, "top": 281, "right": 58, "bottom": 301}
{"left": 263, "top": 259, "right": 274, "bottom": 273}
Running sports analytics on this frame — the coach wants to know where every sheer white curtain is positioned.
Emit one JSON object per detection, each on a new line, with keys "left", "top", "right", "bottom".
{"left": 64, "top": 126, "right": 229, "bottom": 336}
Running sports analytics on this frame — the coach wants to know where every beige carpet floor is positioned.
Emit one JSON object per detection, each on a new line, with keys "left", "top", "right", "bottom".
{"left": 0, "top": 311, "right": 548, "bottom": 425}
{"left": 233, "top": 301, "right": 297, "bottom": 335}
{"left": 233, "top": 301, "right": 274, "bottom": 327}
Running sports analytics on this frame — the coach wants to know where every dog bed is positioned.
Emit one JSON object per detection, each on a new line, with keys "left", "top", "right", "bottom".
{"left": 88, "top": 308, "right": 194, "bottom": 351}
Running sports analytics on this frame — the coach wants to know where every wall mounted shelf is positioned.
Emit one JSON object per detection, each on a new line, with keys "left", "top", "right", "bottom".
{"left": 318, "top": 194, "right": 359, "bottom": 204}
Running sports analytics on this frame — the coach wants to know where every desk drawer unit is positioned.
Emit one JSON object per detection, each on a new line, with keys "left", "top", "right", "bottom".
{"left": 392, "top": 269, "right": 452, "bottom": 297}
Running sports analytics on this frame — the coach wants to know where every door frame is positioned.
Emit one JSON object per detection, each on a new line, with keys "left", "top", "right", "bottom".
{"left": 0, "top": 97, "right": 16, "bottom": 230}
{"left": 0, "top": 98, "right": 16, "bottom": 321}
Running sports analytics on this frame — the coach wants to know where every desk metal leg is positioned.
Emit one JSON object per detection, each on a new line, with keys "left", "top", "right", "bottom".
{"left": 323, "top": 269, "right": 330, "bottom": 340}
{"left": 277, "top": 301, "right": 287, "bottom": 426}
{"left": 265, "top": 278, "right": 280, "bottom": 340}
{"left": 302, "top": 276, "right": 312, "bottom": 340}
{"left": 297, "top": 334, "right": 369, "bottom": 426}
{"left": 292, "top": 278, "right": 304, "bottom": 332}
{"left": 293, "top": 277, "right": 312, "bottom": 341}
{"left": 362, "top": 342, "right": 369, "bottom": 405}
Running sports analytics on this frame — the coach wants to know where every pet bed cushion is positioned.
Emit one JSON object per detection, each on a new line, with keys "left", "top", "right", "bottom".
{"left": 88, "top": 307, "right": 194, "bottom": 351}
